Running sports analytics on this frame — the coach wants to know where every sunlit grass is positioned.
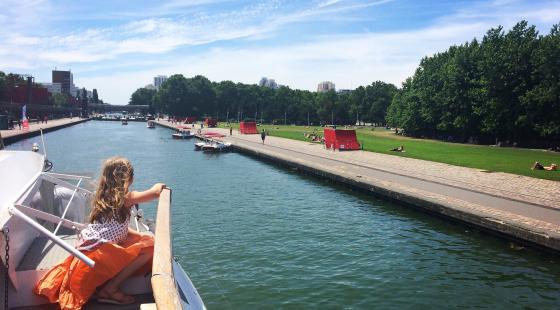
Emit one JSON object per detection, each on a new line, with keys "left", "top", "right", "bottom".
{"left": 219, "top": 123, "right": 560, "bottom": 181}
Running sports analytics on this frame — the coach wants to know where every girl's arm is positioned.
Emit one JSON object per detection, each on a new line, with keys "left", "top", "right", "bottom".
{"left": 126, "top": 183, "right": 166, "bottom": 206}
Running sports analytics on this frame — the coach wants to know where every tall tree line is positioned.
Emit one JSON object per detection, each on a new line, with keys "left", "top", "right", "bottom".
{"left": 129, "top": 75, "right": 397, "bottom": 126}
{"left": 128, "top": 20, "right": 559, "bottom": 146}
{"left": 386, "top": 21, "right": 560, "bottom": 145}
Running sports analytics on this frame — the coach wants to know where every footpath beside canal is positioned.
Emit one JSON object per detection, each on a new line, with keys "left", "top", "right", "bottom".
{"left": 0, "top": 117, "right": 89, "bottom": 145}
{"left": 155, "top": 120, "right": 560, "bottom": 252}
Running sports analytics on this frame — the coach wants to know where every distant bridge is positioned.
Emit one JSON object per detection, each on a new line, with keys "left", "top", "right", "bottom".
{"left": 0, "top": 101, "right": 150, "bottom": 117}
{"left": 88, "top": 104, "right": 150, "bottom": 114}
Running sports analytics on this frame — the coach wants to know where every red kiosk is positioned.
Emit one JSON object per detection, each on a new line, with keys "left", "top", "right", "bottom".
{"left": 184, "top": 116, "right": 197, "bottom": 124}
{"left": 239, "top": 121, "right": 258, "bottom": 134}
{"left": 323, "top": 128, "right": 361, "bottom": 150}
{"left": 204, "top": 118, "right": 218, "bottom": 127}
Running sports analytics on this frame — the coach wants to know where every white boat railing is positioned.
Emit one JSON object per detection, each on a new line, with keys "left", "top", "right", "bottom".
{"left": 8, "top": 206, "right": 95, "bottom": 268}
{"left": 53, "top": 178, "right": 83, "bottom": 235}
{"left": 9, "top": 171, "right": 95, "bottom": 268}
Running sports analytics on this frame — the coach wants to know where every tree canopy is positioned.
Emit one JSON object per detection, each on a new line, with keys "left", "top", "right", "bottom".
{"left": 386, "top": 21, "right": 560, "bottom": 145}
{"left": 130, "top": 20, "right": 559, "bottom": 146}
{"left": 141, "top": 75, "right": 397, "bottom": 126}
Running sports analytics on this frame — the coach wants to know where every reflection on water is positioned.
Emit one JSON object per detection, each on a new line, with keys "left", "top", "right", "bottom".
{"left": 7, "top": 121, "right": 560, "bottom": 309}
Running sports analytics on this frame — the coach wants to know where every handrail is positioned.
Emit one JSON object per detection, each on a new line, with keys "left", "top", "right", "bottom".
{"left": 8, "top": 206, "right": 95, "bottom": 268}
{"left": 53, "top": 178, "right": 82, "bottom": 235}
{"left": 16, "top": 204, "right": 85, "bottom": 231}
{"left": 151, "top": 188, "right": 183, "bottom": 309}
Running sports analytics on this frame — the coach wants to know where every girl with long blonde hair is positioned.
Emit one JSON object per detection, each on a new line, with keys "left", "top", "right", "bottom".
{"left": 35, "top": 156, "right": 166, "bottom": 308}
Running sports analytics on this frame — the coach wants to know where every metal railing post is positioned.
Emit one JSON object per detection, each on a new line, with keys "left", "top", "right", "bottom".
{"left": 8, "top": 206, "right": 95, "bottom": 268}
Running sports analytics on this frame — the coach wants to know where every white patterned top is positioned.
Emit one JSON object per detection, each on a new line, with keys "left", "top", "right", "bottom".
{"left": 77, "top": 215, "right": 129, "bottom": 251}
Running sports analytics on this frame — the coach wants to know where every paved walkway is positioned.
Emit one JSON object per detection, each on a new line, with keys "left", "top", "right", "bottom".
{"left": 1, "top": 118, "right": 87, "bottom": 144}
{"left": 157, "top": 120, "right": 560, "bottom": 250}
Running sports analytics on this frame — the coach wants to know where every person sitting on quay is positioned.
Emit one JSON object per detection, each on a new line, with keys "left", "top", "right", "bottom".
{"left": 531, "top": 162, "right": 558, "bottom": 171}
{"left": 311, "top": 134, "right": 322, "bottom": 142}
{"left": 390, "top": 145, "right": 405, "bottom": 152}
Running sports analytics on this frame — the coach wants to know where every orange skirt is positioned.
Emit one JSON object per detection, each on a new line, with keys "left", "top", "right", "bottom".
{"left": 34, "top": 234, "right": 153, "bottom": 310}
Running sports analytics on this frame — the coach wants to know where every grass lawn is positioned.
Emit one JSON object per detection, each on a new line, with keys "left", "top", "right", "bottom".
{"left": 220, "top": 123, "right": 560, "bottom": 181}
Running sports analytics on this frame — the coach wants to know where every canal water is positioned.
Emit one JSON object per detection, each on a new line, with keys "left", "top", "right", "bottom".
{"left": 7, "top": 121, "right": 560, "bottom": 309}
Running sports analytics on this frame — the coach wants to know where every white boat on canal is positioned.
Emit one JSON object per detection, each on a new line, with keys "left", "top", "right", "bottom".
{"left": 172, "top": 128, "right": 195, "bottom": 139}
{"left": 0, "top": 149, "right": 206, "bottom": 309}
{"left": 195, "top": 140, "right": 232, "bottom": 152}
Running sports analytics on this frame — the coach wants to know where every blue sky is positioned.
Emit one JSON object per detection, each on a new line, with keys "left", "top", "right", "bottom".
{"left": 0, "top": 0, "right": 558, "bottom": 104}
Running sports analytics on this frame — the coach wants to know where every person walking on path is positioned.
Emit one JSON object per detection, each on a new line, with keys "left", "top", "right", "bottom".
{"left": 230, "top": 127, "right": 233, "bottom": 136}
{"left": 261, "top": 129, "right": 266, "bottom": 144}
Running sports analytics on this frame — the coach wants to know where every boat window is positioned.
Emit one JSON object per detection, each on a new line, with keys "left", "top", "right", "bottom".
{"left": 17, "top": 176, "right": 91, "bottom": 230}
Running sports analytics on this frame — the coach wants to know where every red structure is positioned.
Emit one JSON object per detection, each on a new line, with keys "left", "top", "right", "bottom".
{"left": 203, "top": 132, "right": 226, "bottom": 138}
{"left": 184, "top": 116, "right": 197, "bottom": 123}
{"left": 323, "top": 128, "right": 361, "bottom": 150}
{"left": 3, "top": 86, "right": 50, "bottom": 105}
{"left": 204, "top": 118, "right": 218, "bottom": 127}
{"left": 239, "top": 121, "right": 258, "bottom": 134}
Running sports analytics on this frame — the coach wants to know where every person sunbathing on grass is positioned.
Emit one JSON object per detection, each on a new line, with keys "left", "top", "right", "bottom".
{"left": 390, "top": 145, "right": 405, "bottom": 152}
{"left": 531, "top": 162, "right": 558, "bottom": 171}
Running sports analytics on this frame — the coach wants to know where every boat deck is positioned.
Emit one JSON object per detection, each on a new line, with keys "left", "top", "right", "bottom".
{"left": 17, "top": 235, "right": 78, "bottom": 271}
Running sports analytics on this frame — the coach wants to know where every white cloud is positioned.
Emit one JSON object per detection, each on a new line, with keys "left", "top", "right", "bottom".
{"left": 1, "top": 0, "right": 399, "bottom": 70}
{"left": 76, "top": 20, "right": 493, "bottom": 105}
{"left": 1, "top": 0, "right": 559, "bottom": 105}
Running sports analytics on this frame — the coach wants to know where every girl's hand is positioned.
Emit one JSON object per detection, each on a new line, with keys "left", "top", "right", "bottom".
{"left": 126, "top": 183, "right": 167, "bottom": 205}
{"left": 151, "top": 183, "right": 167, "bottom": 195}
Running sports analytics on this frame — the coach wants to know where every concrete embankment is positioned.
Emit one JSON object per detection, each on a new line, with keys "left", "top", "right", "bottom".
{"left": 154, "top": 120, "right": 560, "bottom": 252}
{"left": 1, "top": 118, "right": 90, "bottom": 145}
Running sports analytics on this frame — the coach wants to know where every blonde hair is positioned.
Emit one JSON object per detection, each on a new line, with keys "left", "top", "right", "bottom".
{"left": 89, "top": 156, "right": 134, "bottom": 224}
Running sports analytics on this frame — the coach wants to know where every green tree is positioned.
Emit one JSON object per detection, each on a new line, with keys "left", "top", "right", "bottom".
{"left": 520, "top": 23, "right": 560, "bottom": 141}
{"left": 316, "top": 90, "right": 338, "bottom": 125}
{"left": 130, "top": 87, "right": 156, "bottom": 113}
{"left": 215, "top": 81, "right": 238, "bottom": 121}
{"left": 129, "top": 88, "right": 156, "bottom": 106}
{"left": 52, "top": 93, "right": 69, "bottom": 107}
{"left": 187, "top": 75, "right": 216, "bottom": 117}
{"left": 363, "top": 81, "right": 398, "bottom": 125}
{"left": 154, "top": 74, "right": 189, "bottom": 116}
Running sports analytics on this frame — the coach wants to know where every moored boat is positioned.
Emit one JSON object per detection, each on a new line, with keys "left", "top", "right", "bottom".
{"left": 194, "top": 141, "right": 206, "bottom": 151}
{"left": 172, "top": 128, "right": 194, "bottom": 139}
{"left": 0, "top": 149, "right": 206, "bottom": 309}
{"left": 122, "top": 119, "right": 128, "bottom": 125}
{"left": 201, "top": 141, "right": 232, "bottom": 152}
{"left": 147, "top": 120, "right": 156, "bottom": 129}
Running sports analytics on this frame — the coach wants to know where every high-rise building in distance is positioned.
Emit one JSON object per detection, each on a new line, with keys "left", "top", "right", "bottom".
{"left": 317, "top": 81, "right": 335, "bottom": 93}
{"left": 258, "top": 77, "right": 278, "bottom": 89}
{"left": 39, "top": 82, "right": 62, "bottom": 94}
{"left": 52, "top": 70, "right": 73, "bottom": 95}
{"left": 154, "top": 75, "right": 168, "bottom": 89}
